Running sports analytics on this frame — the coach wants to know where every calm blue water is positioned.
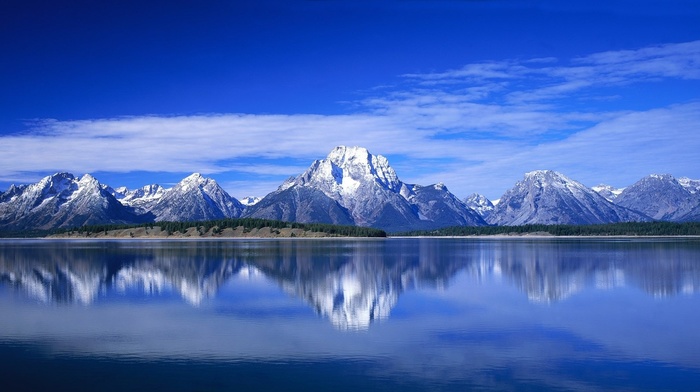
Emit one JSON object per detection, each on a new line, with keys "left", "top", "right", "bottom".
{"left": 1, "top": 238, "right": 699, "bottom": 391}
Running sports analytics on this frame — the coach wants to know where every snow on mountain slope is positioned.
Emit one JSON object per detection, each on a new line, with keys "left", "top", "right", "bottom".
{"left": 679, "top": 177, "right": 700, "bottom": 194}
{"left": 148, "top": 173, "right": 244, "bottom": 222}
{"left": 489, "top": 170, "right": 649, "bottom": 226}
{"left": 240, "top": 196, "right": 261, "bottom": 206}
{"left": 109, "top": 184, "right": 167, "bottom": 214}
{"left": 592, "top": 184, "right": 625, "bottom": 202}
{"left": 0, "top": 173, "right": 144, "bottom": 230}
{"left": 464, "top": 193, "right": 495, "bottom": 220}
{"left": 0, "top": 172, "right": 76, "bottom": 224}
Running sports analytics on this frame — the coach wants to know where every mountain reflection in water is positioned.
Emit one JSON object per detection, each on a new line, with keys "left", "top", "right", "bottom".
{"left": 1, "top": 238, "right": 699, "bottom": 329}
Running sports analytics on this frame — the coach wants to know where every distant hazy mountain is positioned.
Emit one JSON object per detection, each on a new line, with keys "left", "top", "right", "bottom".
{"left": 108, "top": 184, "right": 167, "bottom": 214}
{"left": 464, "top": 193, "right": 495, "bottom": 220}
{"left": 148, "top": 173, "right": 244, "bottom": 221}
{"left": 488, "top": 170, "right": 649, "bottom": 225}
{"left": 614, "top": 174, "right": 700, "bottom": 222}
{"left": 0, "top": 173, "right": 145, "bottom": 230}
{"left": 239, "top": 196, "right": 261, "bottom": 206}
{"left": 244, "top": 146, "right": 485, "bottom": 232}
{"left": 591, "top": 184, "right": 625, "bottom": 202}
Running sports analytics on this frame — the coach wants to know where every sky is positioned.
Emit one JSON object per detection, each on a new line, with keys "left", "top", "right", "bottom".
{"left": 1, "top": 0, "right": 699, "bottom": 200}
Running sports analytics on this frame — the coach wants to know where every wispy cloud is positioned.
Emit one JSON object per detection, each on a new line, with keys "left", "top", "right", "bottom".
{"left": 1, "top": 41, "right": 699, "bottom": 199}
{"left": 400, "top": 40, "right": 700, "bottom": 105}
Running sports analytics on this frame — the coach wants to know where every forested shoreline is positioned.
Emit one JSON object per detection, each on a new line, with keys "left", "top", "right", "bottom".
{"left": 396, "top": 222, "right": 700, "bottom": 237}
{"left": 2, "top": 220, "right": 700, "bottom": 239}
{"left": 0, "top": 218, "right": 387, "bottom": 238}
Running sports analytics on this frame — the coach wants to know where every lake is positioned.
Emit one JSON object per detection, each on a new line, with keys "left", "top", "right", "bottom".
{"left": 1, "top": 237, "right": 699, "bottom": 391}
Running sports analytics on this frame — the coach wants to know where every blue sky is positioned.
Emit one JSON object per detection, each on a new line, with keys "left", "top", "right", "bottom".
{"left": 1, "top": 0, "right": 699, "bottom": 200}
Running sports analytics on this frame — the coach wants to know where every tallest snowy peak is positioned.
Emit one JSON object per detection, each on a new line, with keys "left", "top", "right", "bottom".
{"left": 183, "top": 173, "right": 205, "bottom": 183}
{"left": 321, "top": 146, "right": 400, "bottom": 191}
{"left": 327, "top": 146, "right": 371, "bottom": 165}
{"left": 284, "top": 145, "right": 406, "bottom": 217}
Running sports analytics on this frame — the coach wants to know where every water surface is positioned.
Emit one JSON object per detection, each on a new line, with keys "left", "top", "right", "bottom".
{"left": 1, "top": 238, "right": 699, "bottom": 391}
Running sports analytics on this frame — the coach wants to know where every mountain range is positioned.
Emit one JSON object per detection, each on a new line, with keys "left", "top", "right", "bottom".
{"left": 1, "top": 146, "right": 699, "bottom": 232}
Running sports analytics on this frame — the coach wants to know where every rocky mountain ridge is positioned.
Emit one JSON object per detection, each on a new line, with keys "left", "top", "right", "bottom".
{"left": 614, "top": 174, "right": 700, "bottom": 221}
{"left": 1, "top": 147, "right": 699, "bottom": 231}
{"left": 0, "top": 173, "right": 145, "bottom": 230}
{"left": 487, "top": 170, "right": 650, "bottom": 226}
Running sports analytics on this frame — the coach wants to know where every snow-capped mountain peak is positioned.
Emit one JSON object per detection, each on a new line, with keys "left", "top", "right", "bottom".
{"left": 615, "top": 173, "right": 699, "bottom": 221}
{"left": 178, "top": 173, "right": 207, "bottom": 191}
{"left": 297, "top": 146, "right": 402, "bottom": 197}
{"left": 240, "top": 196, "right": 261, "bottom": 206}
{"left": 649, "top": 173, "right": 674, "bottom": 181}
{"left": 109, "top": 183, "right": 167, "bottom": 213}
{"left": 464, "top": 193, "right": 495, "bottom": 219}
{"left": 271, "top": 146, "right": 411, "bottom": 228}
{"left": 148, "top": 173, "right": 243, "bottom": 221}
{"left": 79, "top": 173, "right": 99, "bottom": 185}
{"left": 592, "top": 184, "right": 625, "bottom": 202}
{"left": 327, "top": 146, "right": 401, "bottom": 191}
{"left": 0, "top": 172, "right": 141, "bottom": 230}
{"left": 490, "top": 170, "right": 648, "bottom": 225}
{"left": 246, "top": 146, "right": 485, "bottom": 231}
{"left": 524, "top": 170, "right": 576, "bottom": 188}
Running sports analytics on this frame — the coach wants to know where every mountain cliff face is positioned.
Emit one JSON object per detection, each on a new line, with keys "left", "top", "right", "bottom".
{"left": 245, "top": 146, "right": 484, "bottom": 232}
{"left": 149, "top": 173, "right": 244, "bottom": 221}
{"left": 243, "top": 186, "right": 354, "bottom": 225}
{"left": 0, "top": 173, "right": 144, "bottom": 230}
{"left": 614, "top": 174, "right": 700, "bottom": 222}
{"left": 489, "top": 170, "right": 649, "bottom": 225}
